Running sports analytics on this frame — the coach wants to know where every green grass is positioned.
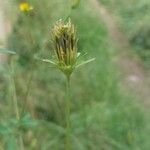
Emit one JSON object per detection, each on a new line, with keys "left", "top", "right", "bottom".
{"left": 0, "top": 0, "right": 150, "bottom": 149}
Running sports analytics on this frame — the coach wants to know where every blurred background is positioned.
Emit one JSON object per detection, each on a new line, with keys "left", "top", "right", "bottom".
{"left": 0, "top": 0, "right": 150, "bottom": 149}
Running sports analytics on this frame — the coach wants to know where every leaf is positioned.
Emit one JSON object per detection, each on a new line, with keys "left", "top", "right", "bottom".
{"left": 76, "top": 58, "right": 95, "bottom": 68}
{"left": 0, "top": 48, "right": 16, "bottom": 55}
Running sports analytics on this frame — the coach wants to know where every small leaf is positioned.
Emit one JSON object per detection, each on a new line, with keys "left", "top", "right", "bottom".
{"left": 76, "top": 58, "right": 95, "bottom": 68}
{"left": 0, "top": 48, "right": 16, "bottom": 55}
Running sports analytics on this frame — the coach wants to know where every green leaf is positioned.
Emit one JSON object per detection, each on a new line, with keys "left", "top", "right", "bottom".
{"left": 0, "top": 48, "right": 16, "bottom": 55}
{"left": 76, "top": 58, "right": 95, "bottom": 68}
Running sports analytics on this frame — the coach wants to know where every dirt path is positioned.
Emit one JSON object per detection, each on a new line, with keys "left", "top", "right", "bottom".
{"left": 90, "top": 0, "right": 150, "bottom": 107}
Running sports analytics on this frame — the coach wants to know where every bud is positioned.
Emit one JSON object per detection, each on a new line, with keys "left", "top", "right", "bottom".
{"left": 52, "top": 19, "right": 78, "bottom": 77}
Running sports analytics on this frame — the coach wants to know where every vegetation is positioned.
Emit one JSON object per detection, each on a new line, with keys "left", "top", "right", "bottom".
{"left": 0, "top": 0, "right": 150, "bottom": 149}
{"left": 100, "top": 0, "right": 150, "bottom": 68}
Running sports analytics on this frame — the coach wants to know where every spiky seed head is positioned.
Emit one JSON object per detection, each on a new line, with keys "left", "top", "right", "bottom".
{"left": 52, "top": 19, "right": 78, "bottom": 77}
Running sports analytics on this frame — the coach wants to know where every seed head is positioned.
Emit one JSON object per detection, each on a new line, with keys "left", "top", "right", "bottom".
{"left": 52, "top": 19, "right": 78, "bottom": 77}
{"left": 41, "top": 19, "right": 94, "bottom": 78}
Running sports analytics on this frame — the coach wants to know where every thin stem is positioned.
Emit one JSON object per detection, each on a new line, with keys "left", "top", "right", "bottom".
{"left": 65, "top": 0, "right": 73, "bottom": 21}
{"left": 9, "top": 61, "right": 24, "bottom": 150}
{"left": 65, "top": 75, "right": 71, "bottom": 150}
{"left": 21, "top": 25, "right": 35, "bottom": 117}
{"left": 11, "top": 73, "right": 19, "bottom": 120}
{"left": 21, "top": 69, "right": 34, "bottom": 117}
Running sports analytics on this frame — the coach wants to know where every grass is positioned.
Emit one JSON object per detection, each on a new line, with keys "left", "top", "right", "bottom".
{"left": 0, "top": 0, "right": 150, "bottom": 149}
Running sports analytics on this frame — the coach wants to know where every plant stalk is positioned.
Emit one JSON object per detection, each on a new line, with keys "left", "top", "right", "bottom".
{"left": 9, "top": 62, "right": 24, "bottom": 150}
{"left": 65, "top": 75, "right": 71, "bottom": 150}
{"left": 21, "top": 68, "right": 34, "bottom": 117}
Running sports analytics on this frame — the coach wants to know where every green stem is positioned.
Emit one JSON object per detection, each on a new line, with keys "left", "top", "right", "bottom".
{"left": 21, "top": 69, "right": 34, "bottom": 116}
{"left": 65, "top": 75, "right": 71, "bottom": 150}
{"left": 9, "top": 62, "right": 24, "bottom": 150}
{"left": 11, "top": 75, "right": 19, "bottom": 120}
{"left": 20, "top": 22, "right": 35, "bottom": 117}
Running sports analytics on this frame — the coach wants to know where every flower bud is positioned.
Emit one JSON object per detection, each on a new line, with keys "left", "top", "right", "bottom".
{"left": 19, "top": 2, "right": 33, "bottom": 12}
{"left": 52, "top": 19, "right": 78, "bottom": 77}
